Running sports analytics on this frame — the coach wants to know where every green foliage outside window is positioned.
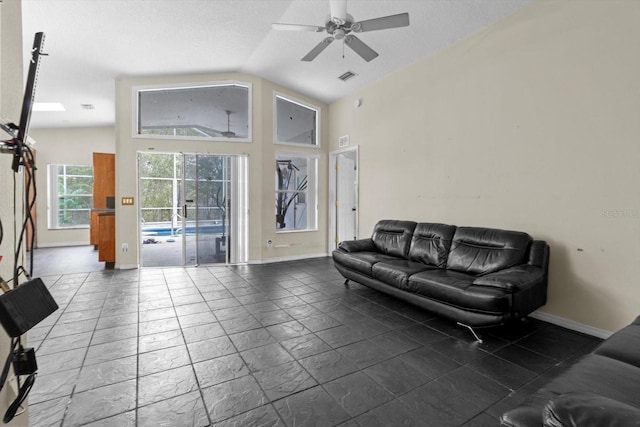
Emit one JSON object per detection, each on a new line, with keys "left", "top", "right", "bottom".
{"left": 54, "top": 165, "right": 93, "bottom": 227}
{"left": 139, "top": 153, "right": 228, "bottom": 224}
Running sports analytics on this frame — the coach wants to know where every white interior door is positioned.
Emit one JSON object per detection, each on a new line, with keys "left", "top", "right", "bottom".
{"left": 333, "top": 149, "right": 358, "bottom": 248}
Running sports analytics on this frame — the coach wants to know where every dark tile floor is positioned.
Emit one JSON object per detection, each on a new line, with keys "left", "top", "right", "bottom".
{"left": 29, "top": 245, "right": 105, "bottom": 277}
{"left": 27, "top": 256, "right": 601, "bottom": 427}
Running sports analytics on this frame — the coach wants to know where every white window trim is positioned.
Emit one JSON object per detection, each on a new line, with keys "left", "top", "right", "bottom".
{"left": 275, "top": 152, "right": 319, "bottom": 233}
{"left": 132, "top": 80, "right": 252, "bottom": 142}
{"left": 47, "top": 164, "right": 93, "bottom": 230}
{"left": 273, "top": 91, "right": 321, "bottom": 148}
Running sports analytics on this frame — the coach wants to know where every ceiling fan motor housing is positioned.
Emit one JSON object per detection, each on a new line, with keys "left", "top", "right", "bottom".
{"left": 326, "top": 13, "right": 356, "bottom": 39}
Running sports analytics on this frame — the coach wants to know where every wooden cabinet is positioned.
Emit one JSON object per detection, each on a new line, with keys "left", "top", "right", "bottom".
{"left": 93, "top": 153, "right": 115, "bottom": 209}
{"left": 90, "top": 210, "right": 104, "bottom": 247}
{"left": 98, "top": 213, "right": 115, "bottom": 265}
{"left": 91, "top": 153, "right": 116, "bottom": 266}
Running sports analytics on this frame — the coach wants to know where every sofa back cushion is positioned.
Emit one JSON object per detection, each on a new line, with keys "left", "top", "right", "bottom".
{"left": 447, "top": 226, "right": 532, "bottom": 275}
{"left": 372, "top": 220, "right": 417, "bottom": 258}
{"left": 408, "top": 223, "right": 456, "bottom": 267}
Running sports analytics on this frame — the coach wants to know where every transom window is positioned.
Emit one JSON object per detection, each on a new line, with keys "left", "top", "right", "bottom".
{"left": 48, "top": 164, "right": 93, "bottom": 229}
{"left": 275, "top": 94, "right": 319, "bottom": 146}
{"left": 136, "top": 82, "right": 251, "bottom": 141}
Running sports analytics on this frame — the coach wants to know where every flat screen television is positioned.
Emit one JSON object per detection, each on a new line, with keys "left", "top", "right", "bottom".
{"left": 0, "top": 32, "right": 45, "bottom": 171}
{"left": 13, "top": 32, "right": 46, "bottom": 171}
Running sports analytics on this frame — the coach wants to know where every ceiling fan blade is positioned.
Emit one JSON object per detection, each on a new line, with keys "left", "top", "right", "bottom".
{"left": 344, "top": 35, "right": 378, "bottom": 62}
{"left": 329, "top": 0, "right": 347, "bottom": 24}
{"left": 301, "top": 37, "right": 334, "bottom": 61}
{"left": 352, "top": 12, "right": 410, "bottom": 33}
{"left": 272, "top": 23, "right": 325, "bottom": 32}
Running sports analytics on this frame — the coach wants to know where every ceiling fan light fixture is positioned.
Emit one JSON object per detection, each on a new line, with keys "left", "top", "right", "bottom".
{"left": 221, "top": 109, "right": 236, "bottom": 138}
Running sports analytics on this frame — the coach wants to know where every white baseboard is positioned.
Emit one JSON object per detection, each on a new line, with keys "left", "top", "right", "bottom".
{"left": 115, "top": 264, "right": 139, "bottom": 270}
{"left": 36, "top": 242, "right": 91, "bottom": 248}
{"left": 125, "top": 253, "right": 329, "bottom": 268}
{"left": 249, "top": 252, "right": 330, "bottom": 265}
{"left": 530, "top": 310, "right": 612, "bottom": 339}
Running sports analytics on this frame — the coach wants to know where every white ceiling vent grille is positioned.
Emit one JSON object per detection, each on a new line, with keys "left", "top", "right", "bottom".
{"left": 338, "top": 71, "right": 357, "bottom": 82}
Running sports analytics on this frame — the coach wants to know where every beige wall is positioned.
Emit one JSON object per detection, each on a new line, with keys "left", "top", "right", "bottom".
{"left": 328, "top": 0, "right": 640, "bottom": 333}
{"left": 29, "top": 126, "right": 115, "bottom": 247}
{"left": 115, "top": 73, "right": 328, "bottom": 268}
{"left": 0, "top": 0, "right": 30, "bottom": 424}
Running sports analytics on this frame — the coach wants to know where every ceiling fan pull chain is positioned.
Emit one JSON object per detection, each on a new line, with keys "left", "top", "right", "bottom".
{"left": 342, "top": 39, "right": 345, "bottom": 59}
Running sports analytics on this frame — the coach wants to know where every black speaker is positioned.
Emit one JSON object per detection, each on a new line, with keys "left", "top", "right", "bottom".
{"left": 0, "top": 278, "right": 58, "bottom": 337}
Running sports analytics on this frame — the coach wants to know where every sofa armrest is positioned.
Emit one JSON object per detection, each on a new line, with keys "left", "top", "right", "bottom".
{"left": 528, "top": 240, "right": 549, "bottom": 269}
{"left": 338, "top": 238, "right": 376, "bottom": 253}
{"left": 543, "top": 392, "right": 640, "bottom": 427}
{"left": 473, "top": 265, "right": 545, "bottom": 291}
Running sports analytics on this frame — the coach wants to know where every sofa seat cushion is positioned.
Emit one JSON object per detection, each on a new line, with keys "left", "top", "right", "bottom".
{"left": 502, "top": 348, "right": 640, "bottom": 427}
{"left": 473, "top": 265, "right": 545, "bottom": 291}
{"left": 543, "top": 392, "right": 640, "bottom": 427}
{"left": 540, "top": 354, "right": 640, "bottom": 409}
{"left": 332, "top": 250, "right": 400, "bottom": 277}
{"left": 407, "top": 270, "right": 511, "bottom": 313}
{"left": 593, "top": 317, "right": 640, "bottom": 368}
{"left": 372, "top": 260, "right": 437, "bottom": 290}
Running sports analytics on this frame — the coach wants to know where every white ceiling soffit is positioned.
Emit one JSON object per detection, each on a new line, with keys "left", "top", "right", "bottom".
{"left": 21, "top": 0, "right": 533, "bottom": 129}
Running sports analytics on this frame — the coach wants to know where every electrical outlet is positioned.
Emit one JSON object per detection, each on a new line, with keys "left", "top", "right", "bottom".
{"left": 266, "top": 240, "right": 273, "bottom": 248}
{"left": 121, "top": 243, "right": 128, "bottom": 252}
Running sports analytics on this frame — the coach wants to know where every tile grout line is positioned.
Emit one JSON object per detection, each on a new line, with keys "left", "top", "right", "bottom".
{"left": 166, "top": 267, "right": 213, "bottom": 427}
{"left": 51, "top": 272, "right": 107, "bottom": 427}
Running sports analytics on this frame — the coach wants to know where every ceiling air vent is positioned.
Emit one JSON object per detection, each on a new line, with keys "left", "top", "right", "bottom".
{"left": 338, "top": 71, "right": 357, "bottom": 82}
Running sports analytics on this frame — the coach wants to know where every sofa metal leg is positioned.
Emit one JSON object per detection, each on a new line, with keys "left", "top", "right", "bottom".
{"left": 457, "top": 322, "right": 483, "bottom": 343}
{"left": 344, "top": 279, "right": 349, "bottom": 286}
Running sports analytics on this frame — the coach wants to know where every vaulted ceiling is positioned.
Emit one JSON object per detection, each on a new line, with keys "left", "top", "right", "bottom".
{"left": 21, "top": 0, "right": 533, "bottom": 129}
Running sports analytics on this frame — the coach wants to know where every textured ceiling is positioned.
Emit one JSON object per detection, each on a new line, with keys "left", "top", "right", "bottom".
{"left": 21, "top": 0, "right": 533, "bottom": 129}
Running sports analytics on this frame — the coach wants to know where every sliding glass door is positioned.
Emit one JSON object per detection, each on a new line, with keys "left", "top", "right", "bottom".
{"left": 139, "top": 152, "right": 247, "bottom": 267}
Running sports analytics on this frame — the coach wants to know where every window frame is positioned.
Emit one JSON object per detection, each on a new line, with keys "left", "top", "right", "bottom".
{"left": 48, "top": 164, "right": 94, "bottom": 230}
{"left": 132, "top": 80, "right": 252, "bottom": 142}
{"left": 273, "top": 92, "right": 321, "bottom": 148}
{"left": 275, "top": 152, "right": 318, "bottom": 233}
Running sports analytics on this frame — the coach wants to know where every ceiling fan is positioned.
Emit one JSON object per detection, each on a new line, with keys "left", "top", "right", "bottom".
{"left": 221, "top": 110, "right": 235, "bottom": 137}
{"left": 272, "top": 0, "right": 409, "bottom": 62}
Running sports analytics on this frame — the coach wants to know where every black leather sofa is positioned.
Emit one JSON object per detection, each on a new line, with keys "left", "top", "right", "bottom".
{"left": 501, "top": 315, "right": 640, "bottom": 426}
{"left": 332, "top": 220, "right": 549, "bottom": 335}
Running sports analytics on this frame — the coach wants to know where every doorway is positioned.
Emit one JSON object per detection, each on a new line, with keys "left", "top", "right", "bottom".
{"left": 138, "top": 152, "right": 247, "bottom": 267}
{"left": 329, "top": 147, "right": 358, "bottom": 250}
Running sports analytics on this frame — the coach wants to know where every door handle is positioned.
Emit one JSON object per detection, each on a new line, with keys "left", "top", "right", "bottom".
{"left": 183, "top": 199, "right": 194, "bottom": 219}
